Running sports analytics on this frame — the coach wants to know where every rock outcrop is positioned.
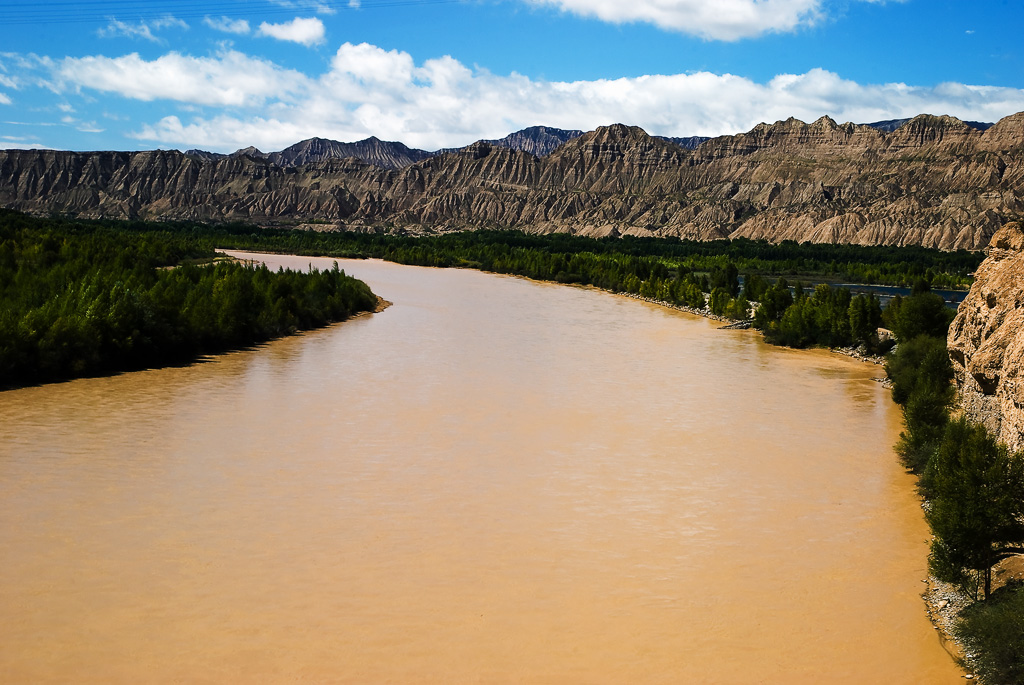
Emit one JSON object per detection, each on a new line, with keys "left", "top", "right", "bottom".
{"left": 948, "top": 222, "right": 1024, "bottom": 451}
{"left": 4, "top": 112, "right": 1024, "bottom": 249}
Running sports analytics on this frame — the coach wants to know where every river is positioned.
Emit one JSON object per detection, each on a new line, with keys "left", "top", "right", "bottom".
{"left": 0, "top": 253, "right": 963, "bottom": 683}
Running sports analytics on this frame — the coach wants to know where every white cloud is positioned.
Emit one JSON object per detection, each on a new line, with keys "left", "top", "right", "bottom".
{"left": 0, "top": 92, "right": 11, "bottom": 105}
{"left": 0, "top": 142, "right": 57, "bottom": 150}
{"left": 524, "top": 0, "right": 822, "bottom": 40}
{"left": 270, "top": 0, "right": 337, "bottom": 14}
{"left": 522, "top": 0, "right": 910, "bottom": 41}
{"left": 55, "top": 50, "right": 307, "bottom": 107}
{"left": 39, "top": 42, "right": 1024, "bottom": 152}
{"left": 257, "top": 17, "right": 325, "bottom": 46}
{"left": 204, "top": 16, "right": 251, "bottom": 35}
{"left": 98, "top": 16, "right": 188, "bottom": 43}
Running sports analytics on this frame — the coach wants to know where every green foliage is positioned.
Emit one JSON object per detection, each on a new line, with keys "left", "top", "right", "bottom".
{"left": 759, "top": 283, "right": 875, "bottom": 349}
{"left": 709, "top": 262, "right": 740, "bottom": 297}
{"left": 708, "top": 287, "right": 732, "bottom": 316}
{"left": 884, "top": 335, "right": 956, "bottom": 475}
{"left": 883, "top": 285, "right": 955, "bottom": 342}
{"left": 955, "top": 584, "right": 1024, "bottom": 685}
{"left": 886, "top": 335, "right": 954, "bottom": 405}
{"left": 726, "top": 295, "right": 751, "bottom": 320}
{"left": 848, "top": 293, "right": 883, "bottom": 347}
{"left": 0, "top": 211, "right": 377, "bottom": 389}
{"left": 926, "top": 417, "right": 1024, "bottom": 599}
{"left": 752, "top": 280, "right": 794, "bottom": 329}
{"left": 197, "top": 226, "right": 982, "bottom": 290}
{"left": 741, "top": 273, "right": 770, "bottom": 302}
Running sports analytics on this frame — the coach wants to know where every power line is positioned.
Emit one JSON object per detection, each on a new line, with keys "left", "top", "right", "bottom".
{"left": 0, "top": 0, "right": 462, "bottom": 25}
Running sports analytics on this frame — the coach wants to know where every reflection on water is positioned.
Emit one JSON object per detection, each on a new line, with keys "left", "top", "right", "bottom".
{"left": 0, "top": 254, "right": 961, "bottom": 683}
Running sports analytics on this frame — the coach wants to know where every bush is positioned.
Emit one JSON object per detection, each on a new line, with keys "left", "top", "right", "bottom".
{"left": 955, "top": 584, "right": 1024, "bottom": 684}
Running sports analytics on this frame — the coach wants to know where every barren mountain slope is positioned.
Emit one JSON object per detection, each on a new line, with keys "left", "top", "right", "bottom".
{"left": 3, "top": 112, "right": 1024, "bottom": 249}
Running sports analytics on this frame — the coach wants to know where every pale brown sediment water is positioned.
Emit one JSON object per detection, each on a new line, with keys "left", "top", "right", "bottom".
{"left": 0, "top": 253, "right": 963, "bottom": 683}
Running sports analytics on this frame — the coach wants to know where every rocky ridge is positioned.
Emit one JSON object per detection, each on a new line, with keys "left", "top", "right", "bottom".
{"left": 481, "top": 126, "right": 584, "bottom": 157}
{"left": 948, "top": 221, "right": 1024, "bottom": 451}
{"left": 3, "top": 112, "right": 1024, "bottom": 249}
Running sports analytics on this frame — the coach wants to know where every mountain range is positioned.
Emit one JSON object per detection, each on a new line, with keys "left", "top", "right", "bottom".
{"left": 186, "top": 119, "right": 990, "bottom": 170}
{"left": 2, "top": 113, "right": 1022, "bottom": 250}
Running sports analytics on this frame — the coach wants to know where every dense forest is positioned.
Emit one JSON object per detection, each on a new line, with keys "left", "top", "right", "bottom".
{"left": 0, "top": 210, "right": 378, "bottom": 389}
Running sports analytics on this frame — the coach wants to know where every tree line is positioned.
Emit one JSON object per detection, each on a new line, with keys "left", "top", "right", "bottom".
{"left": 202, "top": 225, "right": 982, "bottom": 289}
{"left": 883, "top": 285, "right": 1024, "bottom": 684}
{"left": 0, "top": 210, "right": 378, "bottom": 389}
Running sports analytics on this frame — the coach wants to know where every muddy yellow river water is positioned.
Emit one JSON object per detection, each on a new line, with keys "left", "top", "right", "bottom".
{"left": 0, "top": 254, "right": 962, "bottom": 683}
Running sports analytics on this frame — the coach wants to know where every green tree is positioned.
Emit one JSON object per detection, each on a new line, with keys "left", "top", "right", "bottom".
{"left": 752, "top": 280, "right": 793, "bottom": 329}
{"left": 885, "top": 334, "right": 954, "bottom": 405}
{"left": 848, "top": 293, "right": 882, "bottom": 348}
{"left": 884, "top": 283, "right": 953, "bottom": 342}
{"left": 741, "top": 273, "right": 769, "bottom": 302}
{"left": 926, "top": 417, "right": 1024, "bottom": 599}
{"left": 709, "top": 262, "right": 739, "bottom": 297}
{"left": 885, "top": 334, "right": 955, "bottom": 474}
{"left": 708, "top": 287, "right": 732, "bottom": 316}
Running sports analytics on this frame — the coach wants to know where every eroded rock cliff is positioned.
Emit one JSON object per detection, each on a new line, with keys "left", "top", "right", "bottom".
{"left": 948, "top": 222, "right": 1024, "bottom": 451}
{"left": 4, "top": 112, "right": 1024, "bottom": 249}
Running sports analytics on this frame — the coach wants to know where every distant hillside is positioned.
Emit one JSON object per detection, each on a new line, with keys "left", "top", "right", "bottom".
{"left": 213, "top": 137, "right": 433, "bottom": 170}
{"left": 864, "top": 118, "right": 994, "bottom": 132}
{"left": 5, "top": 112, "right": 1024, "bottom": 250}
{"left": 657, "top": 135, "right": 712, "bottom": 149}
{"left": 170, "top": 120, "right": 1000, "bottom": 168}
{"left": 267, "top": 137, "right": 433, "bottom": 170}
{"left": 481, "top": 126, "right": 584, "bottom": 156}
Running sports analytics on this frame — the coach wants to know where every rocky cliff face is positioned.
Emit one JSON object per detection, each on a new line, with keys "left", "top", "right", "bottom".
{"left": 948, "top": 222, "right": 1024, "bottom": 451}
{"left": 4, "top": 112, "right": 1024, "bottom": 249}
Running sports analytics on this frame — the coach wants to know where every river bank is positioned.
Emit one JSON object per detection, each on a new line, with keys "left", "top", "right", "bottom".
{"left": 617, "top": 290, "right": 891, "bottom": 367}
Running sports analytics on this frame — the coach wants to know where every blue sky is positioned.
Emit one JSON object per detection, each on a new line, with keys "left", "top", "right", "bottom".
{"left": 2, "top": 0, "right": 1023, "bottom": 152}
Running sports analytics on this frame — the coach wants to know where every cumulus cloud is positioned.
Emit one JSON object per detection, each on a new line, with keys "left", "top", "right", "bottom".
{"left": 54, "top": 50, "right": 307, "bottom": 107}
{"left": 204, "top": 16, "right": 251, "bottom": 35}
{"left": 39, "top": 42, "right": 1024, "bottom": 152}
{"left": 257, "top": 17, "right": 325, "bottom": 46}
{"left": 519, "top": 0, "right": 914, "bottom": 40}
{"left": 523, "top": 0, "right": 820, "bottom": 40}
{"left": 98, "top": 16, "right": 188, "bottom": 43}
{"left": 0, "top": 92, "right": 11, "bottom": 105}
